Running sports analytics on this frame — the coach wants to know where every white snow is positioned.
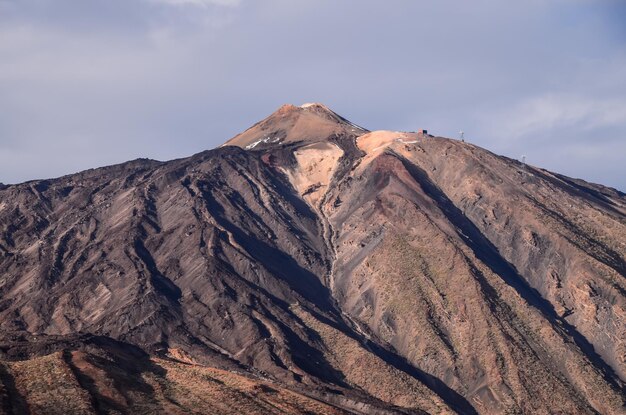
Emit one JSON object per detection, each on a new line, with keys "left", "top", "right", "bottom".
{"left": 245, "top": 138, "right": 263, "bottom": 149}
{"left": 245, "top": 136, "right": 282, "bottom": 150}
{"left": 396, "top": 138, "right": 418, "bottom": 144}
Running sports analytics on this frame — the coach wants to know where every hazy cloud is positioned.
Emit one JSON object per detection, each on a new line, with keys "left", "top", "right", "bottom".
{"left": 0, "top": 0, "right": 624, "bottom": 189}
{"left": 487, "top": 94, "right": 626, "bottom": 139}
{"left": 148, "top": 0, "right": 241, "bottom": 7}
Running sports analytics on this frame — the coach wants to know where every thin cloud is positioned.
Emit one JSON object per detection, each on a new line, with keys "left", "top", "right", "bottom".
{"left": 0, "top": 1, "right": 624, "bottom": 190}
{"left": 148, "top": 0, "right": 241, "bottom": 7}
{"left": 491, "top": 94, "right": 626, "bottom": 139}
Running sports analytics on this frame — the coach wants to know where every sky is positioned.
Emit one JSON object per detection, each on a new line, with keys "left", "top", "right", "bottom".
{"left": 0, "top": 0, "right": 625, "bottom": 190}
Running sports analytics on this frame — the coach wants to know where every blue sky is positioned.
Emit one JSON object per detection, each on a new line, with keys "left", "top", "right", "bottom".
{"left": 1, "top": 0, "right": 625, "bottom": 189}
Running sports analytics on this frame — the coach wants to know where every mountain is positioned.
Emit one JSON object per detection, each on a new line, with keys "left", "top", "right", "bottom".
{"left": 224, "top": 103, "right": 368, "bottom": 150}
{"left": 0, "top": 103, "right": 624, "bottom": 414}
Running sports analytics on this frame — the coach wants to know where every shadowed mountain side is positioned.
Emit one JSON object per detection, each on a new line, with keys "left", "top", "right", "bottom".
{"left": 396, "top": 155, "right": 622, "bottom": 388}
{"left": 388, "top": 138, "right": 626, "bottom": 384}
{"left": 0, "top": 104, "right": 624, "bottom": 414}
{"left": 0, "top": 335, "right": 392, "bottom": 415}
{"left": 318, "top": 151, "right": 621, "bottom": 413}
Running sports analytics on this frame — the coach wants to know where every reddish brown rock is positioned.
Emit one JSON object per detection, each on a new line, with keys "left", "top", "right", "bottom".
{"left": 0, "top": 104, "right": 624, "bottom": 414}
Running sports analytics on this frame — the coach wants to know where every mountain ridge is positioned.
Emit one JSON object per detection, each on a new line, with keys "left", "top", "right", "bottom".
{"left": 0, "top": 104, "right": 624, "bottom": 414}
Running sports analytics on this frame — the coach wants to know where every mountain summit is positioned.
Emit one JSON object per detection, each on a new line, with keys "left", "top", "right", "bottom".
{"left": 0, "top": 104, "right": 624, "bottom": 414}
{"left": 224, "top": 103, "right": 368, "bottom": 150}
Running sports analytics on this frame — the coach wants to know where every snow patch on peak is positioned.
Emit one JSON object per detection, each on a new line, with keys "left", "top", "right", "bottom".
{"left": 300, "top": 103, "right": 332, "bottom": 111}
{"left": 245, "top": 135, "right": 283, "bottom": 150}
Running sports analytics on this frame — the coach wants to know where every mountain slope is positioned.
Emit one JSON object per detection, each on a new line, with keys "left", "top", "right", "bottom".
{"left": 0, "top": 335, "right": 358, "bottom": 415}
{"left": 224, "top": 103, "right": 368, "bottom": 150}
{"left": 0, "top": 104, "right": 624, "bottom": 414}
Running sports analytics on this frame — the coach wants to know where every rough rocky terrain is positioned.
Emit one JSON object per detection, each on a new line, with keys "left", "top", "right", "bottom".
{"left": 0, "top": 103, "right": 624, "bottom": 414}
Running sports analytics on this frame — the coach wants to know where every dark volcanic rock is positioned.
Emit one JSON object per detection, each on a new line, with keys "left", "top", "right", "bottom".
{"left": 0, "top": 104, "right": 624, "bottom": 414}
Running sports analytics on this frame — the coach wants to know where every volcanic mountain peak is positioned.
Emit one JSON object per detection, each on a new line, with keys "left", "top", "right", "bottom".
{"left": 1, "top": 103, "right": 625, "bottom": 414}
{"left": 298, "top": 102, "right": 341, "bottom": 114}
{"left": 224, "top": 102, "right": 368, "bottom": 150}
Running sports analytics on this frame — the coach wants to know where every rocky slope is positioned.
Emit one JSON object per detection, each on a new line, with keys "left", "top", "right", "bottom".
{"left": 0, "top": 103, "right": 624, "bottom": 414}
